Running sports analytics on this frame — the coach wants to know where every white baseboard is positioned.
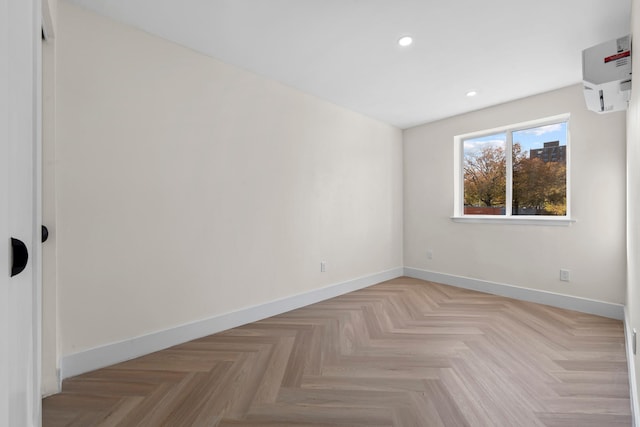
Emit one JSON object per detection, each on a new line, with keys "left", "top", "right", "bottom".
{"left": 625, "top": 307, "right": 640, "bottom": 427}
{"left": 61, "top": 266, "right": 626, "bottom": 382}
{"left": 404, "top": 267, "right": 624, "bottom": 320}
{"left": 60, "top": 267, "right": 404, "bottom": 380}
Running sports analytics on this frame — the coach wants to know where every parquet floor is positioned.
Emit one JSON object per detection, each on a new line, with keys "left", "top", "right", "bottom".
{"left": 43, "top": 277, "right": 632, "bottom": 426}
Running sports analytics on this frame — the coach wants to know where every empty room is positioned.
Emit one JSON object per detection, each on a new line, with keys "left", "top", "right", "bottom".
{"left": 3, "top": 0, "right": 640, "bottom": 426}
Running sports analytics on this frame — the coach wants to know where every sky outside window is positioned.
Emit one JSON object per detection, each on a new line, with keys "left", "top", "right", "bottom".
{"left": 513, "top": 122, "right": 567, "bottom": 155}
{"left": 463, "top": 123, "right": 566, "bottom": 158}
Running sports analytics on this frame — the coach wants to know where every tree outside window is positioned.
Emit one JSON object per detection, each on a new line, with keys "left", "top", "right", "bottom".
{"left": 461, "top": 119, "right": 568, "bottom": 217}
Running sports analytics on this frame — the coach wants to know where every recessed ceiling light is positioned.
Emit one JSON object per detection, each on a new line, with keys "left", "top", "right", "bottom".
{"left": 466, "top": 90, "right": 478, "bottom": 97}
{"left": 398, "top": 36, "right": 413, "bottom": 47}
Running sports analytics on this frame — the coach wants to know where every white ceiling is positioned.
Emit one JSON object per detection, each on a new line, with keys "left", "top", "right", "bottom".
{"left": 67, "top": 0, "right": 631, "bottom": 129}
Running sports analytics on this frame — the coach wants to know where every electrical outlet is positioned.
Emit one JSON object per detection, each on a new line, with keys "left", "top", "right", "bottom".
{"left": 426, "top": 249, "right": 433, "bottom": 260}
{"left": 320, "top": 261, "right": 326, "bottom": 273}
{"left": 560, "top": 269, "right": 570, "bottom": 282}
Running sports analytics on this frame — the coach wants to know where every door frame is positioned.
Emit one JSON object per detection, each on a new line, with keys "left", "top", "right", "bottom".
{"left": 40, "top": 0, "right": 57, "bottom": 398}
{"left": 34, "top": 0, "right": 44, "bottom": 421}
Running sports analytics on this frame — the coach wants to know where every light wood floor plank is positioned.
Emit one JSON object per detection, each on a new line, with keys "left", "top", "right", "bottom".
{"left": 43, "top": 277, "right": 632, "bottom": 426}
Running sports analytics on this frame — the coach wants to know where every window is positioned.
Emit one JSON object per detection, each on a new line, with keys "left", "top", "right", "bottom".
{"left": 454, "top": 114, "right": 570, "bottom": 223}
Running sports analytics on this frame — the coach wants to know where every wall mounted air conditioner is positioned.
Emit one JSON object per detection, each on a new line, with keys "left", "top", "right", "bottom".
{"left": 582, "top": 35, "right": 631, "bottom": 113}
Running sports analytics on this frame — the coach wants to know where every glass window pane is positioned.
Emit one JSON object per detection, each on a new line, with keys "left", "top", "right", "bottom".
{"left": 463, "top": 133, "right": 506, "bottom": 215}
{"left": 512, "top": 122, "right": 567, "bottom": 216}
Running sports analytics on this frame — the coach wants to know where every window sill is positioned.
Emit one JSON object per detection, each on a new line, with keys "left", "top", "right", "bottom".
{"left": 450, "top": 216, "right": 575, "bottom": 226}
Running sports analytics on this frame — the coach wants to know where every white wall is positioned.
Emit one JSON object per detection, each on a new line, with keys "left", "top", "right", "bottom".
{"left": 404, "top": 84, "right": 626, "bottom": 304}
{"left": 626, "top": 0, "right": 640, "bottom": 414}
{"left": 55, "top": 1, "right": 402, "bottom": 358}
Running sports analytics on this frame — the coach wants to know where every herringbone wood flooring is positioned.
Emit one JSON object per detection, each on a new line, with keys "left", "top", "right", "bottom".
{"left": 43, "top": 277, "right": 632, "bottom": 426}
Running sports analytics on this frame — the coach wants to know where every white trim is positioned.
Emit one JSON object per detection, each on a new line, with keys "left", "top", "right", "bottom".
{"left": 625, "top": 307, "right": 640, "bottom": 427}
{"left": 450, "top": 216, "right": 575, "bottom": 226}
{"left": 506, "top": 129, "right": 513, "bottom": 215}
{"left": 453, "top": 131, "right": 463, "bottom": 216}
{"left": 456, "top": 113, "right": 571, "bottom": 143}
{"left": 60, "top": 267, "right": 404, "bottom": 380}
{"left": 404, "top": 267, "right": 624, "bottom": 320}
{"left": 33, "top": 0, "right": 43, "bottom": 422}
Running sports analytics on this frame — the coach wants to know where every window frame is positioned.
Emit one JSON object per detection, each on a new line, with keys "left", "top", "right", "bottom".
{"left": 452, "top": 113, "right": 573, "bottom": 226}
